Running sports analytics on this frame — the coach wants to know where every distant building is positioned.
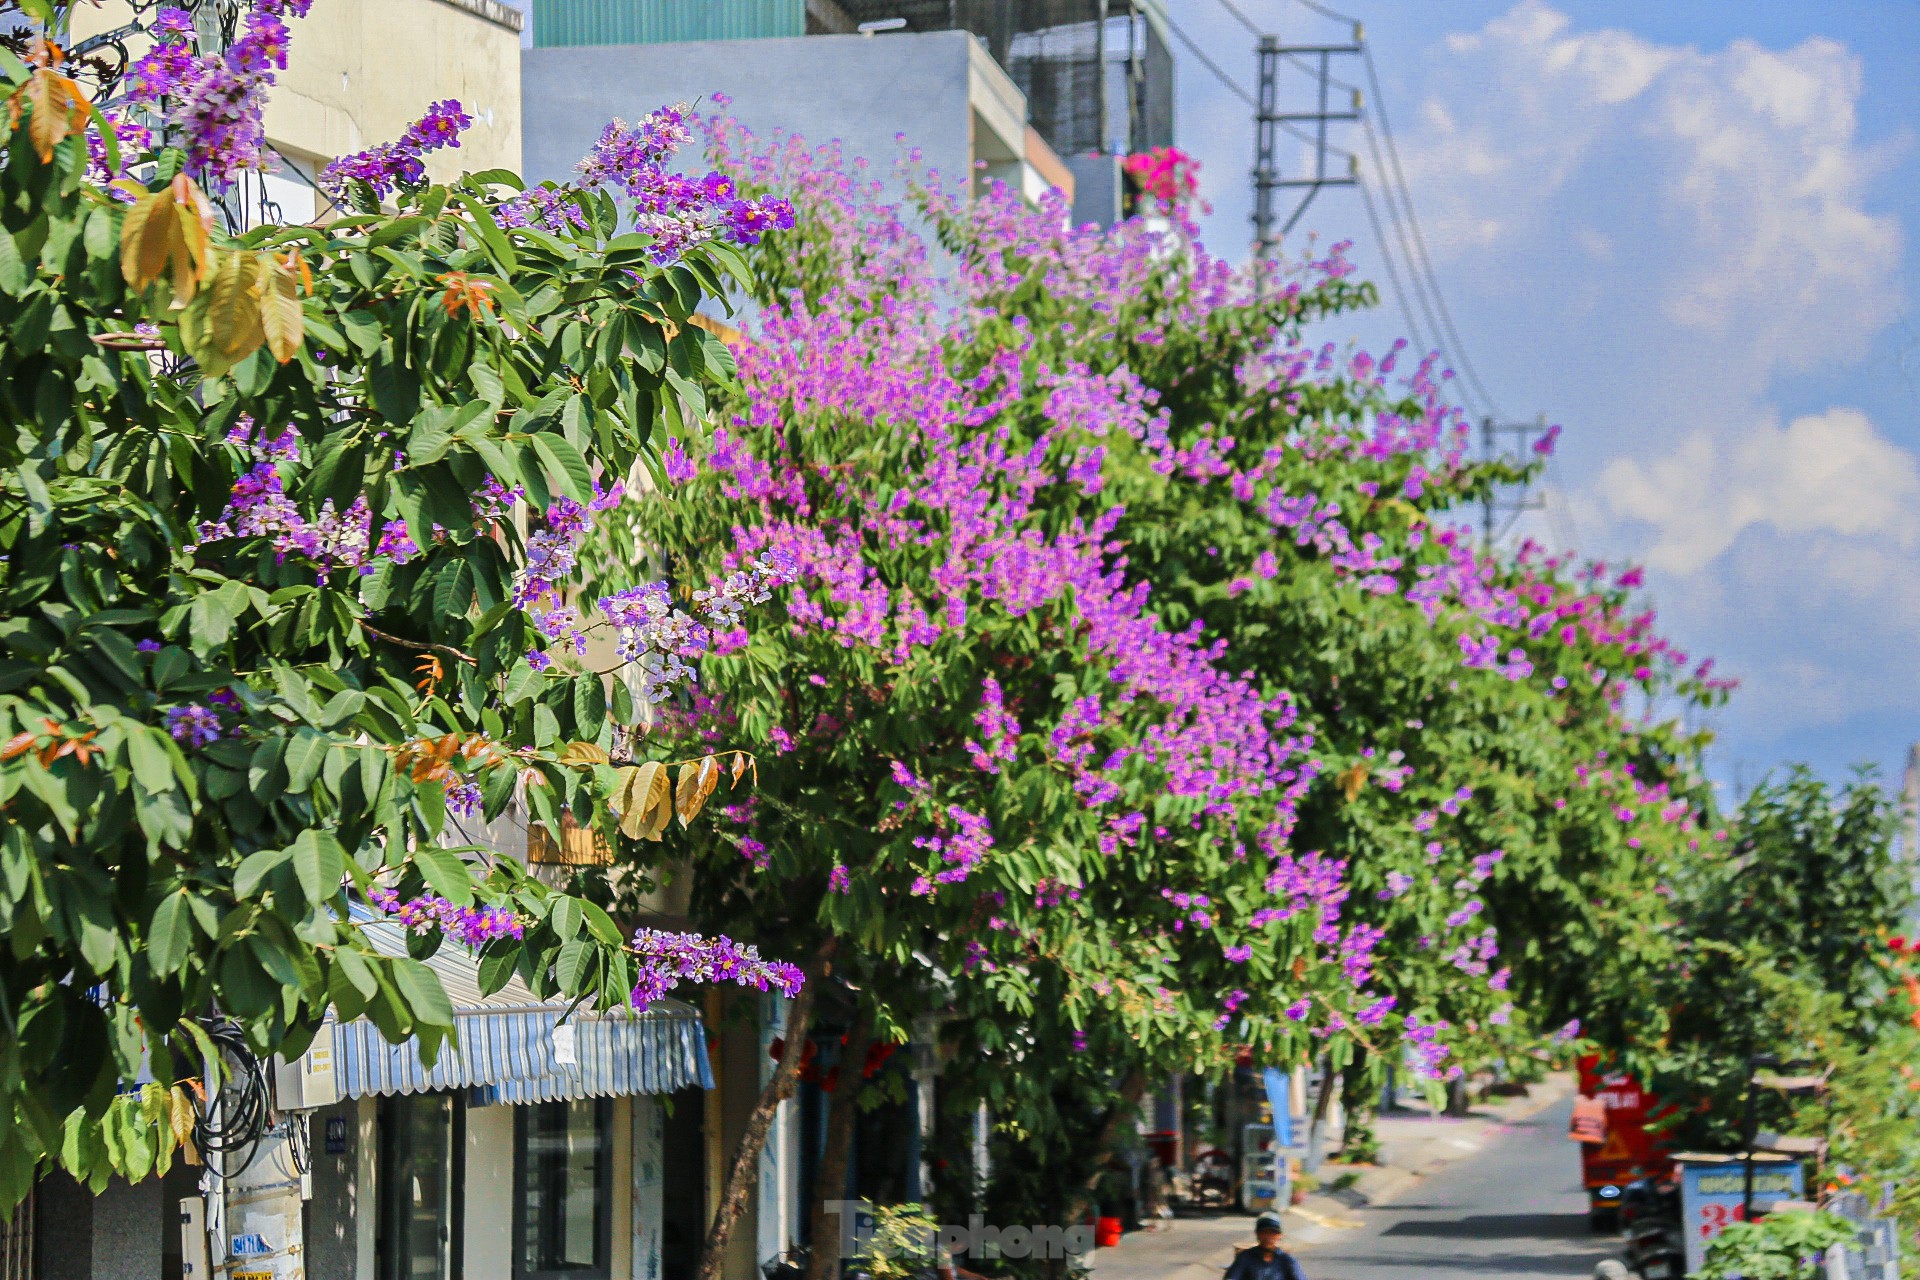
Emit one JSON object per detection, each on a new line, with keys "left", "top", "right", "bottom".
{"left": 521, "top": 0, "right": 1178, "bottom": 226}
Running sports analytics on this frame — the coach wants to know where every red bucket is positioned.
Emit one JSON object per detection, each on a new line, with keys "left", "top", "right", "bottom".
{"left": 1095, "top": 1216, "right": 1123, "bottom": 1248}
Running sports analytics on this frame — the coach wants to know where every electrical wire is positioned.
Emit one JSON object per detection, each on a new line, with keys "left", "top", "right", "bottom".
{"left": 192, "top": 1019, "right": 274, "bottom": 1177}
{"left": 1360, "top": 42, "right": 1503, "bottom": 419}
{"left": 1161, "top": 11, "right": 1257, "bottom": 109}
{"left": 1359, "top": 115, "right": 1482, "bottom": 419}
{"left": 1209, "top": 0, "right": 1263, "bottom": 39}
{"left": 1288, "top": 0, "right": 1358, "bottom": 25}
{"left": 1354, "top": 173, "right": 1433, "bottom": 359}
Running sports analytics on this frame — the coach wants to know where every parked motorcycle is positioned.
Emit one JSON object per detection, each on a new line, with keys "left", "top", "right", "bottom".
{"left": 1617, "top": 1175, "right": 1685, "bottom": 1280}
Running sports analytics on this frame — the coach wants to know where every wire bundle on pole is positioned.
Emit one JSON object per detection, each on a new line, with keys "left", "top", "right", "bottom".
{"left": 191, "top": 1019, "right": 275, "bottom": 1176}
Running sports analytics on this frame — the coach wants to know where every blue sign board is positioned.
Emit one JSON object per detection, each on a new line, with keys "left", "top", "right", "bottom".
{"left": 1678, "top": 1157, "right": 1804, "bottom": 1275}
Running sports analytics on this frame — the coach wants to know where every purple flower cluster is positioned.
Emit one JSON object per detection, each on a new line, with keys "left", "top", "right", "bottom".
{"left": 319, "top": 99, "right": 473, "bottom": 201}
{"left": 582, "top": 550, "right": 798, "bottom": 702}
{"left": 627, "top": 927, "right": 805, "bottom": 1011}
{"left": 909, "top": 805, "right": 995, "bottom": 891}
{"left": 496, "top": 107, "right": 796, "bottom": 263}
{"left": 196, "top": 428, "right": 521, "bottom": 576}
{"left": 371, "top": 887, "right": 524, "bottom": 948}
{"left": 1404, "top": 1013, "right": 1456, "bottom": 1080}
{"left": 121, "top": 1, "right": 315, "bottom": 179}
{"left": 165, "top": 703, "right": 223, "bottom": 747}
{"left": 964, "top": 676, "right": 1021, "bottom": 774}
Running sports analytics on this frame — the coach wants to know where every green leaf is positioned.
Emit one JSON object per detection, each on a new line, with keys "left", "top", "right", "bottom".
{"left": 126, "top": 727, "right": 177, "bottom": 796}
{"left": 290, "top": 830, "right": 346, "bottom": 903}
{"left": 232, "top": 847, "right": 291, "bottom": 899}
{"left": 412, "top": 845, "right": 473, "bottom": 907}
{"left": 148, "top": 891, "right": 194, "bottom": 976}
{"left": 391, "top": 957, "right": 456, "bottom": 1031}
{"left": 284, "top": 728, "right": 330, "bottom": 793}
{"left": 477, "top": 944, "right": 518, "bottom": 997}
{"left": 579, "top": 898, "right": 623, "bottom": 947}
{"left": 548, "top": 896, "right": 582, "bottom": 942}
{"left": 555, "top": 938, "right": 594, "bottom": 996}
{"left": 527, "top": 431, "right": 593, "bottom": 506}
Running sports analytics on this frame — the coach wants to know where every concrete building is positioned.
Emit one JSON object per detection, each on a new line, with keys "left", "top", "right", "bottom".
{"left": 522, "top": 28, "right": 1074, "bottom": 215}
{"left": 515, "top": 0, "right": 1176, "bottom": 224}
{"left": 73, "top": 0, "right": 525, "bottom": 222}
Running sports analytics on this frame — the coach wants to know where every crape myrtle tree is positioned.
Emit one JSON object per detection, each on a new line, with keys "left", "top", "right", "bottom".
{"left": 0, "top": 0, "right": 805, "bottom": 1206}
{"left": 900, "top": 160, "right": 1725, "bottom": 1236}
{"left": 599, "top": 120, "right": 1726, "bottom": 1271}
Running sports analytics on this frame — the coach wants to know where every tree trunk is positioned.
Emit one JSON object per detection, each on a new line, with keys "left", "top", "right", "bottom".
{"left": 1305, "top": 1055, "right": 1338, "bottom": 1174}
{"left": 802, "top": 1004, "right": 874, "bottom": 1280}
{"left": 1061, "top": 1067, "right": 1150, "bottom": 1226}
{"left": 695, "top": 945, "right": 832, "bottom": 1280}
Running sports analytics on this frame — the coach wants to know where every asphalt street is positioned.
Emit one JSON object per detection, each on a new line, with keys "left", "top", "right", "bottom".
{"left": 1296, "top": 1098, "right": 1617, "bottom": 1280}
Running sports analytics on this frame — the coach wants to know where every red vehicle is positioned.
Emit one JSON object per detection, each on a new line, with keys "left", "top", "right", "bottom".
{"left": 1575, "top": 1056, "right": 1675, "bottom": 1225}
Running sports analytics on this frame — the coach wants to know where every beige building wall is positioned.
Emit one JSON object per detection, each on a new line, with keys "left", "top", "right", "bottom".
{"left": 75, "top": 0, "right": 523, "bottom": 207}
{"left": 265, "top": 0, "right": 523, "bottom": 184}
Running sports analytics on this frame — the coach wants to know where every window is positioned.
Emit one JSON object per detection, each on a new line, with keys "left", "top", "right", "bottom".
{"left": 377, "top": 1093, "right": 464, "bottom": 1280}
{"left": 514, "top": 1099, "right": 613, "bottom": 1280}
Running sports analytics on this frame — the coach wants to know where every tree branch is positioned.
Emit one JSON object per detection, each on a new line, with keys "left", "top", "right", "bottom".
{"left": 356, "top": 620, "right": 477, "bottom": 665}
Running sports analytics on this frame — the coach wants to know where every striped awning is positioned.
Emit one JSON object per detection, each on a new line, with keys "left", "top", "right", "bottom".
{"left": 331, "top": 909, "right": 713, "bottom": 1102}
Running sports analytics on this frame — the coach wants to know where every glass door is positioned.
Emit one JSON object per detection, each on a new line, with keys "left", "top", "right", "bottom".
{"left": 378, "top": 1093, "right": 464, "bottom": 1280}
{"left": 514, "top": 1099, "right": 613, "bottom": 1280}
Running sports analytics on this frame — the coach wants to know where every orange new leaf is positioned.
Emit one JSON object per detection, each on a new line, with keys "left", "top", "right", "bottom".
{"left": 7, "top": 66, "right": 91, "bottom": 163}
{"left": 438, "top": 271, "right": 496, "bottom": 320}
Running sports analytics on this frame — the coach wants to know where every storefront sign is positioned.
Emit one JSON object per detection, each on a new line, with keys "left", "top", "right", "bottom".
{"left": 1678, "top": 1155, "right": 1804, "bottom": 1275}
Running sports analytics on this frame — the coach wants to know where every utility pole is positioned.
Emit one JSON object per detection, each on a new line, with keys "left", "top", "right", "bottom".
{"left": 1479, "top": 414, "right": 1551, "bottom": 549}
{"left": 1095, "top": 0, "right": 1110, "bottom": 154}
{"left": 1251, "top": 27, "right": 1362, "bottom": 262}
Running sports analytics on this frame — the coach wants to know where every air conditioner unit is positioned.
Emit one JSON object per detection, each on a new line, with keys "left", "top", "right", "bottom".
{"left": 273, "top": 1037, "right": 339, "bottom": 1111}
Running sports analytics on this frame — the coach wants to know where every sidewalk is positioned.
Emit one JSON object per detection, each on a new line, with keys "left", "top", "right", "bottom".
{"left": 1087, "top": 1074, "right": 1576, "bottom": 1280}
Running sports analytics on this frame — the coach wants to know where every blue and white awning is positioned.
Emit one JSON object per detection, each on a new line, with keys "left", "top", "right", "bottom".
{"left": 331, "top": 909, "right": 713, "bottom": 1103}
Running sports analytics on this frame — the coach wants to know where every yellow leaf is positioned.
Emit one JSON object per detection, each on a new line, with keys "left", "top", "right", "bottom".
{"left": 1339, "top": 763, "right": 1367, "bottom": 803}
{"left": 120, "top": 175, "right": 213, "bottom": 306}
{"left": 613, "top": 765, "right": 647, "bottom": 841}
{"left": 731, "top": 750, "right": 749, "bottom": 786}
{"left": 120, "top": 190, "right": 173, "bottom": 291}
{"left": 259, "top": 259, "right": 304, "bottom": 363}
{"left": 674, "top": 755, "right": 722, "bottom": 827}
{"left": 559, "top": 740, "right": 610, "bottom": 767}
{"left": 194, "top": 249, "right": 266, "bottom": 370}
{"left": 633, "top": 761, "right": 673, "bottom": 842}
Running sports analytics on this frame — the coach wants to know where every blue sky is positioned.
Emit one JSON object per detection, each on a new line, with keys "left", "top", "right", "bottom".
{"left": 1168, "top": 0, "right": 1920, "bottom": 797}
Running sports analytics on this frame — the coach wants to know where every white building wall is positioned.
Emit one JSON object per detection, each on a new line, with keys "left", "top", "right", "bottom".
{"left": 633, "top": 1097, "right": 667, "bottom": 1280}
{"left": 465, "top": 1103, "right": 516, "bottom": 1280}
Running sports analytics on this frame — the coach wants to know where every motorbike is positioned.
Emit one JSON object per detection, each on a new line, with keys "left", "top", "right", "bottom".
{"left": 1617, "top": 1176, "right": 1685, "bottom": 1280}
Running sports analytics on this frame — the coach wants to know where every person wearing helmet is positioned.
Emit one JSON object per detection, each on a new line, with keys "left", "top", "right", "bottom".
{"left": 1222, "top": 1212, "right": 1306, "bottom": 1280}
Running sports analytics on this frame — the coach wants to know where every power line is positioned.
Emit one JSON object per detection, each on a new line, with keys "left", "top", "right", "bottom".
{"left": 1173, "top": 12, "right": 1353, "bottom": 154}
{"left": 1354, "top": 174, "right": 1434, "bottom": 358}
{"left": 1360, "top": 43, "right": 1503, "bottom": 419}
{"left": 1287, "top": 0, "right": 1358, "bottom": 23}
{"left": 1208, "top": 0, "right": 1263, "bottom": 40}
{"left": 1163, "top": 11, "right": 1257, "bottom": 109}
{"left": 1358, "top": 115, "right": 1483, "bottom": 418}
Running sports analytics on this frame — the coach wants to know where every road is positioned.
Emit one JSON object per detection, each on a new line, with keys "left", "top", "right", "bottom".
{"left": 1297, "top": 1097, "right": 1615, "bottom": 1280}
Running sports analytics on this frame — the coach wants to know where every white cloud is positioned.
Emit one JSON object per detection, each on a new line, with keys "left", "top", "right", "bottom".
{"left": 1386, "top": 4, "right": 1914, "bottom": 751}
{"left": 1404, "top": 0, "right": 1903, "bottom": 373}
{"left": 1594, "top": 408, "right": 1920, "bottom": 573}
